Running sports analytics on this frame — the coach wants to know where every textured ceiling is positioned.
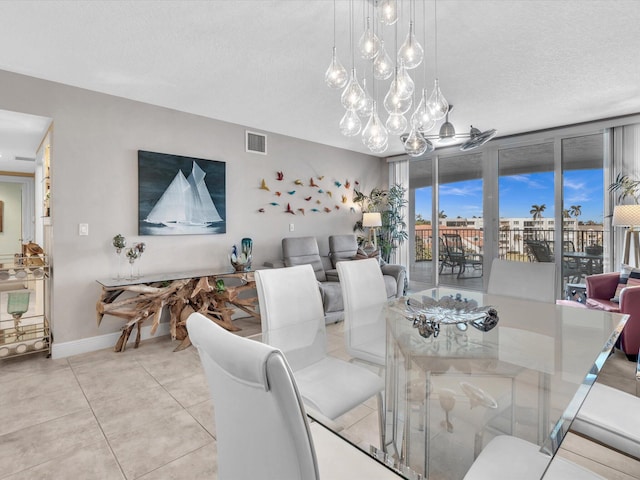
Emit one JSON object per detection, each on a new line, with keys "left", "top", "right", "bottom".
{"left": 0, "top": 0, "right": 639, "bottom": 161}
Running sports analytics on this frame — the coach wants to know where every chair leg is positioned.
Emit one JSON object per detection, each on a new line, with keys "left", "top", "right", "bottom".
{"left": 376, "top": 391, "right": 386, "bottom": 452}
{"left": 474, "top": 430, "right": 484, "bottom": 459}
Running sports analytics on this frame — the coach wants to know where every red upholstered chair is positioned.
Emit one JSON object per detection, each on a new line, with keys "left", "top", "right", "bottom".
{"left": 585, "top": 272, "right": 640, "bottom": 361}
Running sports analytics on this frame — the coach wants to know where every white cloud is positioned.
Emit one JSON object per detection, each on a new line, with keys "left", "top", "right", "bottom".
{"left": 440, "top": 184, "right": 482, "bottom": 197}
{"left": 504, "top": 174, "right": 546, "bottom": 189}
{"left": 564, "top": 179, "right": 586, "bottom": 190}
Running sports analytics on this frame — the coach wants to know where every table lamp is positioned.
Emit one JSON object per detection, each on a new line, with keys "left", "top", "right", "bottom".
{"left": 362, "top": 212, "right": 382, "bottom": 251}
{"left": 612, "top": 204, "right": 640, "bottom": 267}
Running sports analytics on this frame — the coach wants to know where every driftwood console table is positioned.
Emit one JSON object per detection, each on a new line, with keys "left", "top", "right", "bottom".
{"left": 96, "top": 269, "right": 259, "bottom": 352}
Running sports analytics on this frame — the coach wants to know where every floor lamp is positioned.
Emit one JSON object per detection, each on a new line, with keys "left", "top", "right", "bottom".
{"left": 362, "top": 212, "right": 382, "bottom": 252}
{"left": 612, "top": 205, "right": 640, "bottom": 267}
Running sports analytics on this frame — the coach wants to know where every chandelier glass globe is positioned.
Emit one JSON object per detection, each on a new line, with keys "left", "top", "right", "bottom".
{"left": 373, "top": 41, "right": 394, "bottom": 80}
{"left": 358, "top": 17, "right": 380, "bottom": 60}
{"left": 339, "top": 109, "right": 361, "bottom": 137}
{"left": 386, "top": 113, "right": 408, "bottom": 135}
{"left": 427, "top": 78, "right": 449, "bottom": 121}
{"left": 404, "top": 128, "right": 430, "bottom": 157}
{"left": 324, "top": 47, "right": 348, "bottom": 89}
{"left": 383, "top": 81, "right": 412, "bottom": 115}
{"left": 377, "top": 0, "right": 398, "bottom": 25}
{"left": 362, "top": 102, "right": 389, "bottom": 152}
{"left": 398, "top": 21, "right": 424, "bottom": 69}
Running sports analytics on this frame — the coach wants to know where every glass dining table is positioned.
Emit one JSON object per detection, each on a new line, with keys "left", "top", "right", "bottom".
{"left": 257, "top": 287, "right": 628, "bottom": 480}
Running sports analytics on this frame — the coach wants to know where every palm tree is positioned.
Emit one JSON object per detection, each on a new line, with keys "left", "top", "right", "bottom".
{"left": 415, "top": 213, "right": 429, "bottom": 225}
{"left": 530, "top": 204, "right": 546, "bottom": 220}
{"left": 570, "top": 205, "right": 582, "bottom": 218}
{"left": 438, "top": 210, "right": 447, "bottom": 219}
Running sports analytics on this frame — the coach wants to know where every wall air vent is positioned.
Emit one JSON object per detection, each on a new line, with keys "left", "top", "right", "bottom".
{"left": 246, "top": 131, "right": 267, "bottom": 155}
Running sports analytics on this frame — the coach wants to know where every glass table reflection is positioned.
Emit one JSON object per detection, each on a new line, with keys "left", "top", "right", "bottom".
{"left": 382, "top": 288, "right": 626, "bottom": 479}
{"left": 257, "top": 287, "right": 627, "bottom": 480}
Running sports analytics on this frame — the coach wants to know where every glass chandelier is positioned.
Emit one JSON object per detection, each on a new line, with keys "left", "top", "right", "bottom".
{"left": 325, "top": 0, "right": 496, "bottom": 156}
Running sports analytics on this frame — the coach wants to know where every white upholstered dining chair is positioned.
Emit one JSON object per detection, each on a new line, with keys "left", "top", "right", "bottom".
{"left": 255, "top": 264, "right": 384, "bottom": 420}
{"left": 487, "top": 258, "right": 556, "bottom": 302}
{"left": 463, "top": 435, "right": 605, "bottom": 480}
{"left": 571, "top": 382, "right": 640, "bottom": 460}
{"left": 337, "top": 257, "right": 388, "bottom": 367}
{"left": 187, "top": 313, "right": 401, "bottom": 480}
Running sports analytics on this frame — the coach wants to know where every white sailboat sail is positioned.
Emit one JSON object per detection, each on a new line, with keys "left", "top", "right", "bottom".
{"left": 145, "top": 170, "right": 190, "bottom": 224}
{"left": 186, "top": 162, "right": 222, "bottom": 223}
{"left": 144, "top": 162, "right": 222, "bottom": 226}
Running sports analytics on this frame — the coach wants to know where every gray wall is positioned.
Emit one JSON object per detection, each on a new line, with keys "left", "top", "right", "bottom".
{"left": 0, "top": 69, "right": 385, "bottom": 347}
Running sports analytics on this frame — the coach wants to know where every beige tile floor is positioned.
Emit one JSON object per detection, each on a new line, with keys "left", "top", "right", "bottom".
{"left": 0, "top": 316, "right": 638, "bottom": 479}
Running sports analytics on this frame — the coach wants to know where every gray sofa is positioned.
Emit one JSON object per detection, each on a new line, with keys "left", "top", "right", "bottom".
{"left": 264, "top": 235, "right": 406, "bottom": 323}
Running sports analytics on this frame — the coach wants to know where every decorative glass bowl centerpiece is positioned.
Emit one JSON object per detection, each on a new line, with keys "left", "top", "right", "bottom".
{"left": 403, "top": 293, "right": 498, "bottom": 339}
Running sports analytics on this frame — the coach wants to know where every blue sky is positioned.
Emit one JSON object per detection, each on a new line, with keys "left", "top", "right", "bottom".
{"left": 415, "top": 169, "right": 604, "bottom": 223}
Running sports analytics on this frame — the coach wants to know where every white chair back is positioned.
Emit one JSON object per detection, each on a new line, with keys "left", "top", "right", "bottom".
{"left": 187, "top": 312, "right": 319, "bottom": 480}
{"left": 255, "top": 264, "right": 384, "bottom": 421}
{"left": 337, "top": 258, "right": 388, "bottom": 365}
{"left": 487, "top": 258, "right": 556, "bottom": 302}
{"left": 255, "top": 264, "right": 326, "bottom": 370}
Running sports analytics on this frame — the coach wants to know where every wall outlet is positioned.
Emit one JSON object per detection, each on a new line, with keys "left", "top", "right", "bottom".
{"left": 79, "top": 223, "right": 89, "bottom": 236}
{"left": 289, "top": 223, "right": 294, "bottom": 232}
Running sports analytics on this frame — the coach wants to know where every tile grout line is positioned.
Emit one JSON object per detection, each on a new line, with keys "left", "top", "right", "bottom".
{"left": 68, "top": 356, "right": 130, "bottom": 479}
{"left": 0, "top": 358, "right": 124, "bottom": 479}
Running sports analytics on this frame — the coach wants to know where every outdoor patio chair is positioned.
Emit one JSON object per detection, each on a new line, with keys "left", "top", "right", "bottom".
{"left": 441, "top": 233, "right": 483, "bottom": 279}
{"left": 524, "top": 239, "right": 553, "bottom": 262}
{"left": 525, "top": 239, "right": 583, "bottom": 283}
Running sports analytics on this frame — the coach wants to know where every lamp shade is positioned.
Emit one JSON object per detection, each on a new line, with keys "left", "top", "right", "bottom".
{"left": 612, "top": 205, "right": 640, "bottom": 226}
{"left": 362, "top": 212, "right": 382, "bottom": 227}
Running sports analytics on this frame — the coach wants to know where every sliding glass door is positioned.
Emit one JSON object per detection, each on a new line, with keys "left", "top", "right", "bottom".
{"left": 438, "top": 152, "right": 484, "bottom": 289}
{"left": 407, "top": 129, "right": 607, "bottom": 297}
{"left": 498, "top": 142, "right": 555, "bottom": 262}
{"left": 410, "top": 158, "right": 434, "bottom": 289}
{"left": 561, "top": 134, "right": 605, "bottom": 291}
{"left": 408, "top": 152, "right": 484, "bottom": 289}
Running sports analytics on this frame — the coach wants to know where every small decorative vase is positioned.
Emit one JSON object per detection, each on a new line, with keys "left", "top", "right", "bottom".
{"left": 125, "top": 247, "right": 139, "bottom": 280}
{"left": 112, "top": 234, "right": 127, "bottom": 280}
{"left": 136, "top": 252, "right": 143, "bottom": 279}
{"left": 126, "top": 257, "right": 137, "bottom": 280}
{"left": 135, "top": 242, "right": 146, "bottom": 279}
{"left": 241, "top": 238, "right": 253, "bottom": 270}
{"left": 113, "top": 248, "right": 124, "bottom": 280}
{"left": 241, "top": 238, "right": 253, "bottom": 255}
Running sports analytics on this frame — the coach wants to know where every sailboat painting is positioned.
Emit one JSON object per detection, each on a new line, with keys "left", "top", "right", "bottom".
{"left": 138, "top": 151, "right": 226, "bottom": 236}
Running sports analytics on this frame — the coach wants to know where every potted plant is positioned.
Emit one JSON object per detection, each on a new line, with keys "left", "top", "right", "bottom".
{"left": 353, "top": 184, "right": 408, "bottom": 263}
{"left": 609, "top": 173, "right": 640, "bottom": 204}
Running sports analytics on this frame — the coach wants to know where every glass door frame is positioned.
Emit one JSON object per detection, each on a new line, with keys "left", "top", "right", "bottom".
{"left": 405, "top": 122, "right": 614, "bottom": 297}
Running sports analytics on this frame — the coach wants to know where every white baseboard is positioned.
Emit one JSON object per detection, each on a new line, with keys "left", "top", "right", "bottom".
{"left": 51, "top": 323, "right": 171, "bottom": 359}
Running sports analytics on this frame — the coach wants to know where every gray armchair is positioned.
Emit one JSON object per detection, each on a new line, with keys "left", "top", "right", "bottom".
{"left": 328, "top": 234, "right": 406, "bottom": 298}
{"left": 282, "top": 236, "right": 344, "bottom": 323}
{"left": 273, "top": 235, "right": 406, "bottom": 324}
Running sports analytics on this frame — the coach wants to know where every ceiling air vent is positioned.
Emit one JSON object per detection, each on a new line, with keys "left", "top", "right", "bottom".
{"left": 246, "top": 131, "right": 267, "bottom": 155}
{"left": 15, "top": 156, "right": 35, "bottom": 161}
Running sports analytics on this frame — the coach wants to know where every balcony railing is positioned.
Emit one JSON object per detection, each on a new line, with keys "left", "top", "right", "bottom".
{"left": 415, "top": 227, "right": 604, "bottom": 262}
